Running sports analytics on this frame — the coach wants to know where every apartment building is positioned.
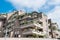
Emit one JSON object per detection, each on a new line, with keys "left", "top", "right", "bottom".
{"left": 0, "top": 14, "right": 7, "bottom": 37}
{"left": 5, "top": 11, "right": 49, "bottom": 38}
{"left": 0, "top": 11, "right": 59, "bottom": 38}
{"left": 48, "top": 19, "right": 59, "bottom": 38}
{"left": 19, "top": 12, "right": 49, "bottom": 38}
{"left": 6, "top": 10, "right": 25, "bottom": 37}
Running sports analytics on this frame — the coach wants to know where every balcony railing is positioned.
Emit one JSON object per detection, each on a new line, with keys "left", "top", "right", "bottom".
{"left": 8, "top": 18, "right": 16, "bottom": 23}
{"left": 7, "top": 23, "right": 14, "bottom": 28}
{"left": 22, "top": 29, "right": 44, "bottom": 36}
{"left": 34, "top": 23, "right": 43, "bottom": 28}
{"left": 19, "top": 22, "right": 42, "bottom": 29}
{"left": 18, "top": 15, "right": 42, "bottom": 21}
{"left": 13, "top": 20, "right": 43, "bottom": 29}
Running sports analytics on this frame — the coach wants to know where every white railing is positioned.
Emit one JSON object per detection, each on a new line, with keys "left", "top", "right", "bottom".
{"left": 22, "top": 29, "right": 44, "bottom": 35}
{"left": 20, "top": 23, "right": 34, "bottom": 28}
{"left": 8, "top": 18, "right": 16, "bottom": 22}
{"left": 34, "top": 23, "right": 43, "bottom": 28}
{"left": 20, "top": 22, "right": 43, "bottom": 29}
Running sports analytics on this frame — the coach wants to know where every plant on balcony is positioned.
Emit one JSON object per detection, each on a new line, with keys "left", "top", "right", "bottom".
{"left": 32, "top": 34, "right": 39, "bottom": 38}
{"left": 52, "top": 26, "right": 57, "bottom": 30}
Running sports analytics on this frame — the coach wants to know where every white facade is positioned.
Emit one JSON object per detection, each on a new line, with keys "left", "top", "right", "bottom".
{"left": 0, "top": 11, "right": 59, "bottom": 38}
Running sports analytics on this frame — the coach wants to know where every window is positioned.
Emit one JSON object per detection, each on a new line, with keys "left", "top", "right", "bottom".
{"left": 26, "top": 18, "right": 33, "bottom": 21}
{"left": 39, "top": 36, "right": 44, "bottom": 38}
{"left": 56, "top": 34, "right": 58, "bottom": 36}
{"left": 49, "top": 32, "right": 52, "bottom": 35}
{"left": 49, "top": 26, "right": 51, "bottom": 29}
{"left": 7, "top": 32, "right": 9, "bottom": 34}
{"left": 38, "top": 29, "right": 43, "bottom": 32}
{"left": 14, "top": 31, "right": 19, "bottom": 37}
{"left": 38, "top": 22, "right": 43, "bottom": 26}
{"left": 14, "top": 34, "right": 18, "bottom": 37}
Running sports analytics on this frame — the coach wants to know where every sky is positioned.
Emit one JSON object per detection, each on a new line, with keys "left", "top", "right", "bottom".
{"left": 0, "top": 0, "right": 60, "bottom": 29}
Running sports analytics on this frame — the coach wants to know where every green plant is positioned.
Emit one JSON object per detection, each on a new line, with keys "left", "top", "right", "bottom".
{"left": 32, "top": 34, "right": 39, "bottom": 38}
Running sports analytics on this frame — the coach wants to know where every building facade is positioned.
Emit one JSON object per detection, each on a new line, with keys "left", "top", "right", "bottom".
{"left": 0, "top": 14, "right": 7, "bottom": 37}
{"left": 0, "top": 11, "right": 59, "bottom": 38}
{"left": 48, "top": 19, "right": 59, "bottom": 38}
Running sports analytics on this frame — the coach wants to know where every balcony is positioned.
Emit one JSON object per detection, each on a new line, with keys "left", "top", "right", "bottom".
{"left": 8, "top": 18, "right": 16, "bottom": 23}
{"left": 9, "top": 14, "right": 18, "bottom": 19}
{"left": 18, "top": 15, "right": 42, "bottom": 22}
{"left": 19, "top": 23, "right": 43, "bottom": 29}
{"left": 15, "top": 23, "right": 34, "bottom": 29}
{"left": 7, "top": 23, "right": 14, "bottom": 28}
{"left": 3, "top": 28, "right": 12, "bottom": 33}
{"left": 22, "top": 29, "right": 45, "bottom": 36}
{"left": 34, "top": 23, "right": 43, "bottom": 28}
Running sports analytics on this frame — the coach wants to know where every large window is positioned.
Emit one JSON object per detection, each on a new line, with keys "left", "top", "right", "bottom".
{"left": 14, "top": 31, "right": 19, "bottom": 37}
{"left": 38, "top": 29, "right": 43, "bottom": 32}
{"left": 14, "top": 34, "right": 18, "bottom": 37}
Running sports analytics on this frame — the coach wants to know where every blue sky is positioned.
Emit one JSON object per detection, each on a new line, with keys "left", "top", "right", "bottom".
{"left": 0, "top": 0, "right": 15, "bottom": 13}
{"left": 0, "top": 0, "right": 60, "bottom": 29}
{"left": 0, "top": 0, "right": 55, "bottom": 13}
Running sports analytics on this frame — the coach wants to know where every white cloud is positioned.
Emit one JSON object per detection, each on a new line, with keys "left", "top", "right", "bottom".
{"left": 48, "top": 6, "right": 60, "bottom": 28}
{"left": 6, "top": 0, "right": 60, "bottom": 11}
{"left": 6, "top": 0, "right": 47, "bottom": 11}
{"left": 6, "top": 0, "right": 60, "bottom": 28}
{"left": 48, "top": 0, "right": 60, "bottom": 5}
